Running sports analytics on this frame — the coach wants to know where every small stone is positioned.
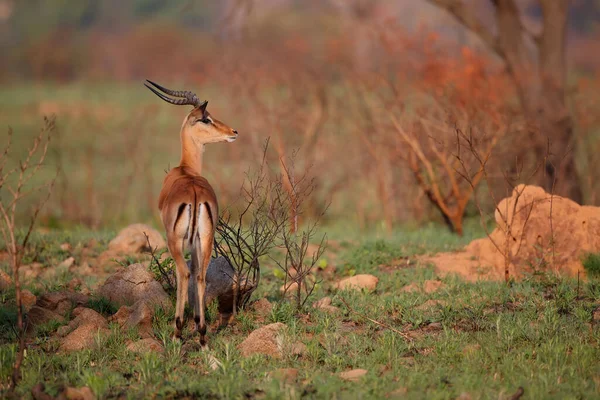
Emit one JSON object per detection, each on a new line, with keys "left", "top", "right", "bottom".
{"left": 27, "top": 306, "right": 65, "bottom": 327}
{"left": 124, "top": 301, "right": 154, "bottom": 338}
{"left": 127, "top": 338, "right": 164, "bottom": 354}
{"left": 457, "top": 392, "right": 472, "bottom": 400}
{"left": 334, "top": 274, "right": 378, "bottom": 291}
{"left": 312, "top": 297, "right": 340, "bottom": 313}
{"left": 60, "top": 324, "right": 109, "bottom": 352}
{"left": 21, "top": 290, "right": 37, "bottom": 312}
{"left": 237, "top": 323, "right": 286, "bottom": 358}
{"left": 59, "top": 257, "right": 75, "bottom": 269}
{"left": 252, "top": 298, "right": 273, "bottom": 316}
{"left": 109, "top": 305, "right": 133, "bottom": 326}
{"left": 98, "top": 263, "right": 170, "bottom": 308}
{"left": 338, "top": 368, "right": 368, "bottom": 382}
{"left": 57, "top": 308, "right": 108, "bottom": 337}
{"left": 36, "top": 292, "right": 89, "bottom": 316}
{"left": 108, "top": 223, "right": 166, "bottom": 254}
{"left": 60, "top": 243, "right": 72, "bottom": 252}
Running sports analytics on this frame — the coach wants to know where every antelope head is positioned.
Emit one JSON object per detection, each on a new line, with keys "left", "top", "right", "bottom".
{"left": 144, "top": 80, "right": 238, "bottom": 144}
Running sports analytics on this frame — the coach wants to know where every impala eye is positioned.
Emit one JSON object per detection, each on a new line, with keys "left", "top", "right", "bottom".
{"left": 198, "top": 117, "right": 211, "bottom": 124}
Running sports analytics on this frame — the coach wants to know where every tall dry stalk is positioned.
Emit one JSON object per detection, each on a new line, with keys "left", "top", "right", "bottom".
{"left": 0, "top": 117, "right": 56, "bottom": 390}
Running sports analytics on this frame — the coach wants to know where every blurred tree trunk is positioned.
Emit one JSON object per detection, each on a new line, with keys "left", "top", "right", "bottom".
{"left": 427, "top": 0, "right": 582, "bottom": 203}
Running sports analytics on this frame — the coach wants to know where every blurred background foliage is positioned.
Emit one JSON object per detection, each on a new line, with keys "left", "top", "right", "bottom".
{"left": 0, "top": 0, "right": 599, "bottom": 233}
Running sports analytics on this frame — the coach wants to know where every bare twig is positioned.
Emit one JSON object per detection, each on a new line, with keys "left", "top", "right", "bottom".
{"left": 0, "top": 117, "right": 57, "bottom": 391}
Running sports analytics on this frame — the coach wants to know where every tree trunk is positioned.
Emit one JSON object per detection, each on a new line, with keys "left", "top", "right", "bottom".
{"left": 494, "top": 0, "right": 582, "bottom": 203}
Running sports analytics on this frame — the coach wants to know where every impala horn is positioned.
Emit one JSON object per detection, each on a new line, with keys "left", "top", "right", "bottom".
{"left": 144, "top": 79, "right": 207, "bottom": 108}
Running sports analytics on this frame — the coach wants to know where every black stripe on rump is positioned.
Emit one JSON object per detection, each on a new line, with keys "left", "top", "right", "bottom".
{"left": 204, "top": 202, "right": 214, "bottom": 228}
{"left": 173, "top": 203, "right": 188, "bottom": 232}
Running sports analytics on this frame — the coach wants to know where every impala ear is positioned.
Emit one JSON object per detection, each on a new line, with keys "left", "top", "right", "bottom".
{"left": 199, "top": 101, "right": 208, "bottom": 114}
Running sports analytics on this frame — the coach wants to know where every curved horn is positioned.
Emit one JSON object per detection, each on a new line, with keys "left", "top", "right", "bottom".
{"left": 144, "top": 80, "right": 205, "bottom": 107}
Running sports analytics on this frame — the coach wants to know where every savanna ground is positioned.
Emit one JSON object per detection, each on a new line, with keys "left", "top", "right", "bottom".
{"left": 1, "top": 219, "right": 599, "bottom": 399}
{"left": 1, "top": 19, "right": 600, "bottom": 398}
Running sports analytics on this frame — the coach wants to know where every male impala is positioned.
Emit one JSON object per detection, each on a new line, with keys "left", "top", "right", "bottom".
{"left": 144, "top": 80, "right": 238, "bottom": 345}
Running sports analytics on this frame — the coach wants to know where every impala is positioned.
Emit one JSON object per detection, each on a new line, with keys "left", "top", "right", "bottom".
{"left": 144, "top": 80, "right": 238, "bottom": 346}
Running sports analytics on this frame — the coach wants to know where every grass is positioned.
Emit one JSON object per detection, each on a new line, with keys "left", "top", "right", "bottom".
{"left": 583, "top": 252, "right": 600, "bottom": 278}
{"left": 0, "top": 225, "right": 598, "bottom": 399}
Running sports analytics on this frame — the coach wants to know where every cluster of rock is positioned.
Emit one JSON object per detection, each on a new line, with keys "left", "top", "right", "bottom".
{"left": 13, "top": 223, "right": 385, "bottom": 376}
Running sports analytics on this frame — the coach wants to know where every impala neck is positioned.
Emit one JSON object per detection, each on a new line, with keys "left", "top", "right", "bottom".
{"left": 179, "top": 130, "right": 205, "bottom": 175}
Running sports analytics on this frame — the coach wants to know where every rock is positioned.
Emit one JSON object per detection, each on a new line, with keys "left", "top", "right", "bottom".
{"left": 0, "top": 269, "right": 12, "bottom": 291}
{"left": 21, "top": 290, "right": 37, "bottom": 312}
{"left": 456, "top": 392, "right": 472, "bottom": 400}
{"left": 109, "top": 305, "right": 133, "bottom": 326}
{"left": 423, "top": 280, "right": 445, "bottom": 294}
{"left": 57, "top": 308, "right": 107, "bottom": 337}
{"left": 36, "top": 292, "right": 72, "bottom": 316}
{"left": 124, "top": 301, "right": 154, "bottom": 338}
{"left": 127, "top": 338, "right": 164, "bottom": 354}
{"left": 57, "top": 386, "right": 95, "bottom": 400}
{"left": 36, "top": 292, "right": 89, "bottom": 316}
{"left": 334, "top": 274, "right": 378, "bottom": 291}
{"left": 312, "top": 297, "right": 339, "bottom": 313}
{"left": 59, "top": 257, "right": 75, "bottom": 269}
{"left": 98, "top": 263, "right": 170, "bottom": 308}
{"left": 427, "top": 185, "right": 600, "bottom": 280}
{"left": 110, "top": 301, "right": 154, "bottom": 338}
{"left": 252, "top": 298, "right": 273, "bottom": 316}
{"left": 60, "top": 243, "right": 72, "bottom": 252}
{"left": 338, "top": 369, "right": 368, "bottom": 382}
{"left": 237, "top": 323, "right": 286, "bottom": 358}
{"left": 27, "top": 306, "right": 65, "bottom": 327}
{"left": 60, "top": 324, "right": 109, "bottom": 352}
{"left": 271, "top": 368, "right": 299, "bottom": 384}
{"left": 190, "top": 256, "right": 256, "bottom": 326}
{"left": 108, "top": 223, "right": 166, "bottom": 254}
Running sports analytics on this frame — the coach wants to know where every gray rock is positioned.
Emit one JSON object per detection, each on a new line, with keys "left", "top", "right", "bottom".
{"left": 98, "top": 263, "right": 170, "bottom": 309}
{"left": 187, "top": 256, "right": 256, "bottom": 326}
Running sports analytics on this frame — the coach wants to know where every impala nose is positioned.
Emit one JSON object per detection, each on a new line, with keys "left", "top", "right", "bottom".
{"left": 233, "top": 130, "right": 238, "bottom": 135}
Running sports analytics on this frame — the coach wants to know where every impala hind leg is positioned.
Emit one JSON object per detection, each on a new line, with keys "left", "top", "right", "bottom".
{"left": 192, "top": 203, "right": 215, "bottom": 347}
{"left": 169, "top": 241, "right": 190, "bottom": 340}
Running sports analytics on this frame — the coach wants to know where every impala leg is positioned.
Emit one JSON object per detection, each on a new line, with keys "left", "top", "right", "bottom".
{"left": 194, "top": 204, "right": 215, "bottom": 347}
{"left": 198, "top": 231, "right": 213, "bottom": 347}
{"left": 169, "top": 242, "right": 190, "bottom": 340}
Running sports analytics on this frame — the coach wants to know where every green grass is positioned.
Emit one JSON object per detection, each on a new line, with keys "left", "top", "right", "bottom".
{"left": 0, "top": 226, "right": 598, "bottom": 399}
{"left": 583, "top": 252, "right": 600, "bottom": 278}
